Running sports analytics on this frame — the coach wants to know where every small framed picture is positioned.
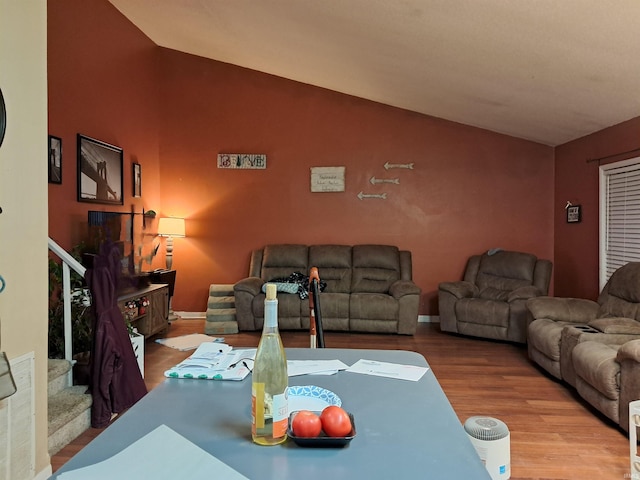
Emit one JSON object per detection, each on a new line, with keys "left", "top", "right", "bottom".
{"left": 133, "top": 162, "right": 141, "bottom": 198}
{"left": 48, "top": 135, "right": 62, "bottom": 184}
{"left": 567, "top": 204, "right": 582, "bottom": 223}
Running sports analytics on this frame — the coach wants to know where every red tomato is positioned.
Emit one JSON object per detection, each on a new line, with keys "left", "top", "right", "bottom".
{"left": 291, "top": 410, "right": 322, "bottom": 437}
{"left": 320, "top": 406, "right": 352, "bottom": 437}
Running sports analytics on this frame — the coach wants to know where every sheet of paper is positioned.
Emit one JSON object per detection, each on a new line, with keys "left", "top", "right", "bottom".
{"left": 346, "top": 359, "right": 428, "bottom": 381}
{"left": 287, "top": 359, "right": 349, "bottom": 377}
{"left": 58, "top": 424, "right": 249, "bottom": 480}
{"left": 165, "top": 347, "right": 256, "bottom": 380}
{"left": 178, "top": 342, "right": 234, "bottom": 367}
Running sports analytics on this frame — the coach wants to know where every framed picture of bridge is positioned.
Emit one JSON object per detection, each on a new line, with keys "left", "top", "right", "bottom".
{"left": 77, "top": 134, "right": 123, "bottom": 205}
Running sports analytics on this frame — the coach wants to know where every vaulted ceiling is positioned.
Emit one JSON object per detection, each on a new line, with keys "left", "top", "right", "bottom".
{"left": 109, "top": 0, "right": 640, "bottom": 146}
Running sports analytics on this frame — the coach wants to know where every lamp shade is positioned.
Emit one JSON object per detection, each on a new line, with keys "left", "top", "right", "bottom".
{"left": 157, "top": 217, "right": 186, "bottom": 237}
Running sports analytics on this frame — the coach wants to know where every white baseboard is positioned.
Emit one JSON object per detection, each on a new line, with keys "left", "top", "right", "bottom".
{"left": 35, "top": 465, "right": 52, "bottom": 480}
{"left": 174, "top": 311, "right": 206, "bottom": 319}
{"left": 177, "top": 312, "right": 440, "bottom": 323}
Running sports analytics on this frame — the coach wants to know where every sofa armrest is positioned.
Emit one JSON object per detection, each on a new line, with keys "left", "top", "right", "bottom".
{"left": 438, "top": 281, "right": 478, "bottom": 300}
{"left": 617, "top": 339, "right": 640, "bottom": 363}
{"left": 526, "top": 296, "right": 599, "bottom": 323}
{"left": 389, "top": 280, "right": 421, "bottom": 299}
{"left": 508, "top": 285, "right": 542, "bottom": 302}
{"left": 617, "top": 339, "right": 640, "bottom": 432}
{"left": 233, "top": 276, "right": 263, "bottom": 296}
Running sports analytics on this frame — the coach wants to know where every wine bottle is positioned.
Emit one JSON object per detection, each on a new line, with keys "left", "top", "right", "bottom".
{"left": 252, "top": 283, "right": 288, "bottom": 445}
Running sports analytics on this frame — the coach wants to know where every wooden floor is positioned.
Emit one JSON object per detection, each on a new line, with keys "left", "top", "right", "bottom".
{"left": 51, "top": 320, "right": 632, "bottom": 479}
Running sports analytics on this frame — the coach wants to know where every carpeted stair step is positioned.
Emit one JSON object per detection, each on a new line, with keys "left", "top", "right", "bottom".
{"left": 209, "top": 284, "right": 234, "bottom": 297}
{"left": 48, "top": 385, "right": 92, "bottom": 456}
{"left": 208, "top": 295, "right": 235, "bottom": 309}
{"left": 206, "top": 307, "right": 237, "bottom": 322}
{"left": 206, "top": 283, "right": 238, "bottom": 334}
{"left": 205, "top": 320, "right": 239, "bottom": 335}
{"left": 48, "top": 358, "right": 72, "bottom": 397}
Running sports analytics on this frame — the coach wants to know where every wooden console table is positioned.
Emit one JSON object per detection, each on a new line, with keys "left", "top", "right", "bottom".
{"left": 117, "top": 284, "right": 169, "bottom": 338}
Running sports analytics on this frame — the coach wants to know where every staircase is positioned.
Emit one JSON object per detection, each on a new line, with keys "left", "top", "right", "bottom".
{"left": 205, "top": 284, "right": 238, "bottom": 334}
{"left": 47, "top": 359, "right": 92, "bottom": 456}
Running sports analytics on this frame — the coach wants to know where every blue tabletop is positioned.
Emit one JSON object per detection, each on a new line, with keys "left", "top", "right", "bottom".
{"left": 51, "top": 348, "right": 490, "bottom": 480}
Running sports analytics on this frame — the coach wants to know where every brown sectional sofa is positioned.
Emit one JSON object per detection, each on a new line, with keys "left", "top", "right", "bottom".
{"left": 527, "top": 262, "right": 640, "bottom": 432}
{"left": 233, "top": 244, "right": 421, "bottom": 335}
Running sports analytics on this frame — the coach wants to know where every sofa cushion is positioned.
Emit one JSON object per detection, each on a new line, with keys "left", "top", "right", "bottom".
{"left": 315, "top": 292, "right": 350, "bottom": 319}
{"left": 456, "top": 298, "right": 509, "bottom": 328}
{"left": 527, "top": 318, "right": 569, "bottom": 361}
{"left": 572, "top": 341, "right": 620, "bottom": 401}
{"left": 351, "top": 245, "right": 400, "bottom": 293}
{"left": 479, "top": 287, "right": 510, "bottom": 302}
{"left": 262, "top": 282, "right": 299, "bottom": 295}
{"left": 309, "top": 245, "right": 352, "bottom": 294}
{"left": 597, "top": 262, "right": 640, "bottom": 320}
{"left": 475, "top": 251, "right": 537, "bottom": 292}
{"left": 261, "top": 244, "right": 308, "bottom": 281}
{"left": 589, "top": 317, "right": 640, "bottom": 335}
{"left": 607, "top": 262, "right": 640, "bottom": 304}
{"left": 350, "top": 292, "right": 398, "bottom": 320}
{"left": 598, "top": 296, "right": 640, "bottom": 322}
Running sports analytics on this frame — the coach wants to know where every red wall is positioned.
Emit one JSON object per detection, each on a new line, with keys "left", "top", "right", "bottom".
{"left": 554, "top": 116, "right": 640, "bottom": 300}
{"left": 48, "top": 0, "right": 161, "bottom": 249}
{"left": 48, "top": 1, "right": 555, "bottom": 315}
{"left": 157, "top": 50, "right": 554, "bottom": 313}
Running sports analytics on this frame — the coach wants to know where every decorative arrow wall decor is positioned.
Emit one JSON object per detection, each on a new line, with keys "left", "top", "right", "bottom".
{"left": 370, "top": 176, "right": 399, "bottom": 185}
{"left": 384, "top": 162, "right": 414, "bottom": 170}
{"left": 357, "top": 192, "right": 387, "bottom": 200}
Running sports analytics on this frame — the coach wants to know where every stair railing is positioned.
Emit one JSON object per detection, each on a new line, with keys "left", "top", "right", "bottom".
{"left": 48, "top": 238, "right": 86, "bottom": 373}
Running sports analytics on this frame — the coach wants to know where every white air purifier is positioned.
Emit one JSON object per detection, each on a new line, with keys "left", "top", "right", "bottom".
{"left": 464, "top": 416, "right": 510, "bottom": 480}
{"left": 629, "top": 400, "right": 640, "bottom": 479}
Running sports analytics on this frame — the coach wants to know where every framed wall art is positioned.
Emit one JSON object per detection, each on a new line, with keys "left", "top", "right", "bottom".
{"left": 133, "top": 162, "right": 141, "bottom": 198}
{"left": 77, "top": 134, "right": 123, "bottom": 205}
{"left": 566, "top": 204, "right": 582, "bottom": 223}
{"left": 48, "top": 135, "right": 62, "bottom": 184}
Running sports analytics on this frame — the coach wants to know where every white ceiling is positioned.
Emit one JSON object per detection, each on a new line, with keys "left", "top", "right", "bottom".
{"left": 109, "top": 0, "right": 640, "bottom": 146}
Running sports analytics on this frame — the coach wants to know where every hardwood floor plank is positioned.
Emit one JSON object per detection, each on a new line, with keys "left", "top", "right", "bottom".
{"left": 51, "top": 320, "right": 631, "bottom": 479}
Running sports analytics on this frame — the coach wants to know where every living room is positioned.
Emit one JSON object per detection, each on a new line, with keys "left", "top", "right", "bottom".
{"left": 46, "top": 0, "right": 638, "bottom": 318}
{"left": 4, "top": 1, "right": 640, "bottom": 478}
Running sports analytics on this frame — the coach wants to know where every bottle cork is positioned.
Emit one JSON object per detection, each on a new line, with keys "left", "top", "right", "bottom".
{"left": 265, "top": 283, "right": 277, "bottom": 300}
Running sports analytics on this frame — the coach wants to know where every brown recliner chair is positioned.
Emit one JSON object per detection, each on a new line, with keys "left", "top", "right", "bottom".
{"left": 527, "top": 262, "right": 640, "bottom": 432}
{"left": 438, "top": 250, "right": 552, "bottom": 343}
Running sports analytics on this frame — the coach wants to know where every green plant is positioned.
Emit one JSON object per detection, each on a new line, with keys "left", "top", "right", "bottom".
{"left": 48, "top": 244, "right": 94, "bottom": 359}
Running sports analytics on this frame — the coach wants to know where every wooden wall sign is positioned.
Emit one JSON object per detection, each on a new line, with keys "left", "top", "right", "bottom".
{"left": 310, "top": 166, "right": 345, "bottom": 192}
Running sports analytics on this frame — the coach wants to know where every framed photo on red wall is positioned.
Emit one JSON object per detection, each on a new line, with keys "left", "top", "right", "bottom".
{"left": 566, "top": 204, "right": 582, "bottom": 223}
{"left": 77, "top": 134, "right": 123, "bottom": 205}
{"left": 48, "top": 135, "right": 62, "bottom": 184}
{"left": 133, "top": 162, "right": 141, "bottom": 198}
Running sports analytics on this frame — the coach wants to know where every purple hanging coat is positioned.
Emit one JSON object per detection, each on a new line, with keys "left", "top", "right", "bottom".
{"left": 86, "top": 242, "right": 147, "bottom": 428}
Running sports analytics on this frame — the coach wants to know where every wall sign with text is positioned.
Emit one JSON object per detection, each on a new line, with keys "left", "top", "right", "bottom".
{"left": 217, "top": 153, "right": 266, "bottom": 169}
{"left": 566, "top": 204, "right": 582, "bottom": 223}
{"left": 310, "top": 166, "right": 345, "bottom": 192}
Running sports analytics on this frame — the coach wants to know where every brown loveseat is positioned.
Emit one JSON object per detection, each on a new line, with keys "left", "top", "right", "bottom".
{"left": 527, "top": 262, "right": 640, "bottom": 432}
{"left": 233, "top": 244, "right": 421, "bottom": 335}
{"left": 438, "top": 250, "right": 552, "bottom": 343}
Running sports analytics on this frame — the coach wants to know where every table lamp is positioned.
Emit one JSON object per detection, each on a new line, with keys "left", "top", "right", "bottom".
{"left": 157, "top": 217, "right": 185, "bottom": 270}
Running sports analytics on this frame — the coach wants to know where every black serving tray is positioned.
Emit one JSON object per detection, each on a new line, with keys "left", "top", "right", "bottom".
{"left": 287, "top": 411, "right": 356, "bottom": 447}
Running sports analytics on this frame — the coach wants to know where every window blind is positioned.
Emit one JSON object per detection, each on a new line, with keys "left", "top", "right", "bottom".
{"left": 602, "top": 159, "right": 640, "bottom": 282}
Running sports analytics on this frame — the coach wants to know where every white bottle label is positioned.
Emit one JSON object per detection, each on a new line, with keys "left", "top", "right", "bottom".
{"left": 272, "top": 391, "right": 288, "bottom": 437}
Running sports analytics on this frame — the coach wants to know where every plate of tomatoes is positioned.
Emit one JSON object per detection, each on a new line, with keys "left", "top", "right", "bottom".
{"left": 288, "top": 406, "right": 356, "bottom": 447}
